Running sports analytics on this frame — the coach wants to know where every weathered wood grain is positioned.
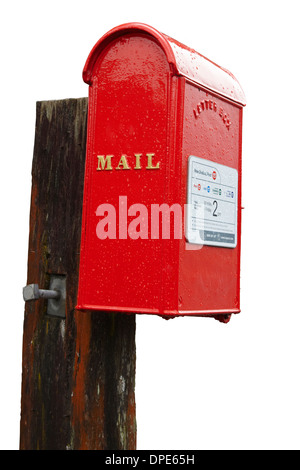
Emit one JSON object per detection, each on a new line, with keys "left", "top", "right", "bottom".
{"left": 20, "top": 98, "right": 136, "bottom": 450}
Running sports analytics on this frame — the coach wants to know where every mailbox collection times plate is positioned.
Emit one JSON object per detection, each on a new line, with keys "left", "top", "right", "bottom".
{"left": 187, "top": 156, "right": 238, "bottom": 248}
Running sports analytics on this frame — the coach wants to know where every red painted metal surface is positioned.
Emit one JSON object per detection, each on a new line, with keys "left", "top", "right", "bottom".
{"left": 76, "top": 23, "right": 246, "bottom": 321}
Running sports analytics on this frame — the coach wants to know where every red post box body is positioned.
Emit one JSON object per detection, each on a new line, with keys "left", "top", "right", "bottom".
{"left": 76, "top": 23, "right": 246, "bottom": 321}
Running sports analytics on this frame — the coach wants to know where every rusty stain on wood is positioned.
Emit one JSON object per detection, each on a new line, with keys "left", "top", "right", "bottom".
{"left": 20, "top": 98, "right": 136, "bottom": 450}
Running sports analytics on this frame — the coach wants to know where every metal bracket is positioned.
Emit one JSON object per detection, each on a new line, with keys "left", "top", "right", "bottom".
{"left": 23, "top": 275, "right": 66, "bottom": 319}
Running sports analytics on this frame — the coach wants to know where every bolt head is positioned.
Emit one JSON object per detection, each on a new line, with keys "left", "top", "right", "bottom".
{"left": 23, "top": 284, "right": 40, "bottom": 301}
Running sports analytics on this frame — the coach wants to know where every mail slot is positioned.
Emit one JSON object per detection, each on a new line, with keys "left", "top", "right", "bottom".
{"left": 76, "top": 23, "right": 246, "bottom": 321}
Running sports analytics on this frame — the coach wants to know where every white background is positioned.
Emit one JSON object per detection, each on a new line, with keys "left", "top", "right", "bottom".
{"left": 1, "top": 0, "right": 299, "bottom": 450}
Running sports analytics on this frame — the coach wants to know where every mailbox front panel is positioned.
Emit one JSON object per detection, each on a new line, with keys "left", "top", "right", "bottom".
{"left": 179, "top": 81, "right": 243, "bottom": 316}
{"left": 77, "top": 34, "right": 178, "bottom": 314}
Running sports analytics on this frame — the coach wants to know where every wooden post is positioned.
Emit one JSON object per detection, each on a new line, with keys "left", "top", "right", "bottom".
{"left": 20, "top": 98, "right": 136, "bottom": 450}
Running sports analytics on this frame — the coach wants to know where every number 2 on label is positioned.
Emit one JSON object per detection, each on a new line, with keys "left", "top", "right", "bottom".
{"left": 213, "top": 200, "right": 218, "bottom": 216}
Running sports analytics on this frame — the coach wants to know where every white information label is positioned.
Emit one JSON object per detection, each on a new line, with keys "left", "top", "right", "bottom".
{"left": 186, "top": 156, "right": 238, "bottom": 248}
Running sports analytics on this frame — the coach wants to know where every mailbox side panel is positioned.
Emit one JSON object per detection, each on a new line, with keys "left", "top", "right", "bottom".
{"left": 77, "top": 34, "right": 178, "bottom": 314}
{"left": 179, "top": 81, "right": 243, "bottom": 316}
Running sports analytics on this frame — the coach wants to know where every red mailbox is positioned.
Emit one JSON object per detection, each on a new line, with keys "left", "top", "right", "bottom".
{"left": 76, "top": 23, "right": 246, "bottom": 322}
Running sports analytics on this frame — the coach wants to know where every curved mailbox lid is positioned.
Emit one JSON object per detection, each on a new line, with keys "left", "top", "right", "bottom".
{"left": 83, "top": 22, "right": 246, "bottom": 106}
